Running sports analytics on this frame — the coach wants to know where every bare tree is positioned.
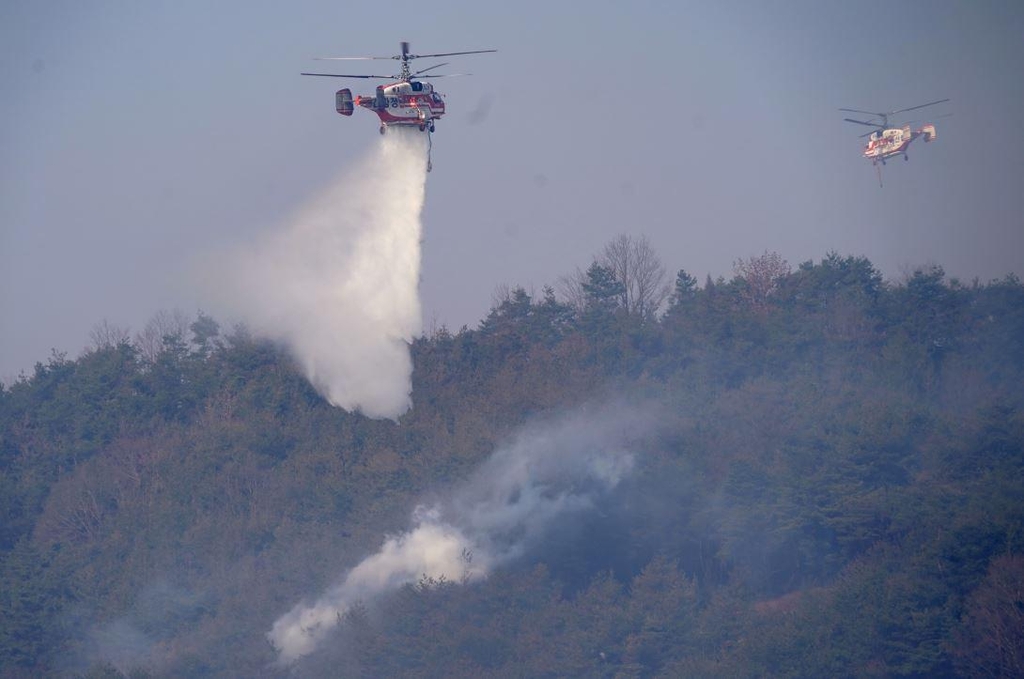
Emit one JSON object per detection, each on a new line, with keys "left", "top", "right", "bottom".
{"left": 600, "top": 234, "right": 669, "bottom": 322}
{"left": 733, "top": 250, "right": 791, "bottom": 313}
{"left": 134, "top": 309, "right": 191, "bottom": 363}
{"left": 557, "top": 266, "right": 588, "bottom": 315}
{"left": 953, "top": 554, "right": 1024, "bottom": 678}
{"left": 490, "top": 282, "right": 513, "bottom": 310}
{"left": 89, "top": 319, "right": 130, "bottom": 350}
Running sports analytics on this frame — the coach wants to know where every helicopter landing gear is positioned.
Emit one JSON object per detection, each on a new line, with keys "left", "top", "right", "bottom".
{"left": 429, "top": 122, "right": 435, "bottom": 133}
{"left": 419, "top": 123, "right": 426, "bottom": 131}
{"left": 379, "top": 125, "right": 386, "bottom": 135}
{"left": 904, "top": 154, "right": 909, "bottom": 161}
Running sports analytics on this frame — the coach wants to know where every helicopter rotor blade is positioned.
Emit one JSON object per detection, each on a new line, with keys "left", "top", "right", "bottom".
{"left": 839, "top": 107, "right": 884, "bottom": 117}
{"left": 843, "top": 117, "right": 884, "bottom": 128}
{"left": 892, "top": 98, "right": 950, "bottom": 115}
{"left": 301, "top": 72, "right": 393, "bottom": 79}
{"left": 412, "top": 62, "right": 449, "bottom": 76}
{"left": 313, "top": 56, "right": 393, "bottom": 61}
{"left": 406, "top": 49, "right": 497, "bottom": 59}
{"left": 310, "top": 47, "right": 496, "bottom": 63}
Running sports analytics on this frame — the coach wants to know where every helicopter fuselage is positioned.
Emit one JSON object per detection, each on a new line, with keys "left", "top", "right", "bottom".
{"left": 863, "top": 124, "right": 937, "bottom": 164}
{"left": 337, "top": 80, "right": 445, "bottom": 132}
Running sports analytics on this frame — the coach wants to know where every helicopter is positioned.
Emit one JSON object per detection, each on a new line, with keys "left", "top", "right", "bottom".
{"left": 840, "top": 98, "right": 949, "bottom": 184}
{"left": 301, "top": 41, "right": 496, "bottom": 170}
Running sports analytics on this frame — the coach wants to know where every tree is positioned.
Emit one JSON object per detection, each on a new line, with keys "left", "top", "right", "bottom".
{"left": 582, "top": 262, "right": 625, "bottom": 314}
{"left": 621, "top": 556, "right": 698, "bottom": 673}
{"left": 189, "top": 312, "right": 221, "bottom": 357}
{"left": 133, "top": 309, "right": 190, "bottom": 364}
{"left": 670, "top": 269, "right": 699, "bottom": 305}
{"left": 663, "top": 269, "right": 701, "bottom": 325}
{"left": 953, "top": 554, "right": 1024, "bottom": 678}
{"left": 532, "top": 286, "right": 575, "bottom": 345}
{"left": 480, "top": 286, "right": 533, "bottom": 332}
{"left": 89, "top": 320, "right": 131, "bottom": 351}
{"left": 559, "top": 234, "right": 669, "bottom": 324}
{"left": 557, "top": 266, "right": 589, "bottom": 316}
{"left": 600, "top": 234, "right": 669, "bottom": 322}
{"left": 733, "top": 250, "right": 790, "bottom": 313}
{"left": 4, "top": 253, "right": 1024, "bottom": 679}
{"left": 0, "top": 539, "right": 71, "bottom": 672}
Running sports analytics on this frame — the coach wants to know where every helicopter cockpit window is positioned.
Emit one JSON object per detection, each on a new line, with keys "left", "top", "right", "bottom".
{"left": 411, "top": 81, "right": 423, "bottom": 92}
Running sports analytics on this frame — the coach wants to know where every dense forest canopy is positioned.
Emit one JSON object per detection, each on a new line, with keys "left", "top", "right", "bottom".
{"left": 2, "top": 244, "right": 1023, "bottom": 678}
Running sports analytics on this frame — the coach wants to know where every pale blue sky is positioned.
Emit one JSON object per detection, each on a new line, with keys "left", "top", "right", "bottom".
{"left": 3, "top": 0, "right": 1023, "bottom": 379}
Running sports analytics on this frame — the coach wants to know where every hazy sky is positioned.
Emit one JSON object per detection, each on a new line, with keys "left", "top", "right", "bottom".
{"left": 3, "top": 0, "right": 1023, "bottom": 380}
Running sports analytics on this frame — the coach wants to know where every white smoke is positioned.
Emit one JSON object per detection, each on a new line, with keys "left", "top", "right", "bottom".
{"left": 69, "top": 580, "right": 205, "bottom": 676}
{"left": 213, "top": 129, "right": 428, "bottom": 419}
{"left": 268, "top": 403, "right": 649, "bottom": 664}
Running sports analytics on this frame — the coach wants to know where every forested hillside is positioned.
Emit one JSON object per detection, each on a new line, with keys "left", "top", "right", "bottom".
{"left": 2, "top": 247, "right": 1023, "bottom": 678}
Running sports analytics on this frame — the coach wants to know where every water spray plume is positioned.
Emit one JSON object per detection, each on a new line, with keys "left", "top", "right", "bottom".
{"left": 215, "top": 130, "right": 428, "bottom": 419}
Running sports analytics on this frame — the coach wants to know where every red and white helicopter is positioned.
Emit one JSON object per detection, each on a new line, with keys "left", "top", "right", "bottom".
{"left": 302, "top": 41, "right": 495, "bottom": 170}
{"left": 841, "top": 98, "right": 949, "bottom": 184}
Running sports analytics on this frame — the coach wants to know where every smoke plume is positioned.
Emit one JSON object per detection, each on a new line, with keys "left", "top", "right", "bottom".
{"left": 68, "top": 581, "right": 206, "bottom": 676}
{"left": 268, "top": 403, "right": 649, "bottom": 664}
{"left": 214, "top": 129, "right": 428, "bottom": 419}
